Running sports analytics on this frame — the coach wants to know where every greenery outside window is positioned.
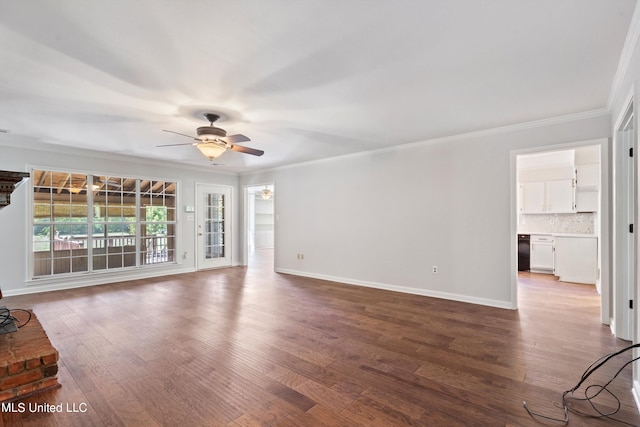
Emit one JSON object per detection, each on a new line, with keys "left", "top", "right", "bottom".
{"left": 32, "top": 170, "right": 176, "bottom": 278}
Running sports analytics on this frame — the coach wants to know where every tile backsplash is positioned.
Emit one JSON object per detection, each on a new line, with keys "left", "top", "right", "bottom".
{"left": 519, "top": 213, "right": 595, "bottom": 234}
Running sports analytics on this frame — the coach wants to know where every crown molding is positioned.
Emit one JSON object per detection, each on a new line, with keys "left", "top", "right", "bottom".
{"left": 607, "top": 2, "right": 640, "bottom": 111}
{"left": 242, "top": 108, "right": 610, "bottom": 176}
{"left": 0, "top": 133, "right": 239, "bottom": 177}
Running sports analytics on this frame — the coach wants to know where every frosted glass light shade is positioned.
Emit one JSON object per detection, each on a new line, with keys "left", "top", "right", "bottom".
{"left": 197, "top": 142, "right": 227, "bottom": 159}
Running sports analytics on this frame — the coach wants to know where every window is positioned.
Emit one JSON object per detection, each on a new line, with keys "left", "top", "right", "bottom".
{"left": 32, "top": 170, "right": 177, "bottom": 278}
{"left": 204, "top": 192, "right": 225, "bottom": 259}
{"left": 140, "top": 180, "right": 176, "bottom": 265}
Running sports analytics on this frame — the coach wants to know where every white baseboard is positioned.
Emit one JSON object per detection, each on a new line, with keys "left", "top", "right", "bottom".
{"left": 632, "top": 381, "right": 640, "bottom": 413}
{"left": 610, "top": 318, "right": 617, "bottom": 336}
{"left": 3, "top": 265, "right": 196, "bottom": 297}
{"left": 275, "top": 268, "right": 514, "bottom": 310}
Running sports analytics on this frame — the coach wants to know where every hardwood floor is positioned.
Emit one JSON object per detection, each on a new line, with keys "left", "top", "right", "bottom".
{"left": 1, "top": 252, "right": 638, "bottom": 426}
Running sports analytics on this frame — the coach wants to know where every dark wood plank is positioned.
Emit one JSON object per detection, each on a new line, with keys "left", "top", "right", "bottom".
{"left": 1, "top": 252, "right": 638, "bottom": 426}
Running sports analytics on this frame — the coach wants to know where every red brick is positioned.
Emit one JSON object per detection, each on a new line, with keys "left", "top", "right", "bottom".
{"left": 16, "top": 381, "right": 36, "bottom": 395}
{"left": 25, "top": 357, "right": 41, "bottom": 370}
{"left": 0, "top": 311, "right": 59, "bottom": 402}
{"left": 0, "top": 389, "right": 14, "bottom": 402}
{"left": 40, "top": 377, "right": 59, "bottom": 389}
{"left": 41, "top": 352, "right": 58, "bottom": 365}
{"left": 0, "top": 369, "right": 43, "bottom": 390}
{"left": 7, "top": 361, "right": 24, "bottom": 375}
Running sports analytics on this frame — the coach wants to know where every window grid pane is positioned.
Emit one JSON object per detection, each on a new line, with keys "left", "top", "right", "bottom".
{"left": 32, "top": 170, "right": 177, "bottom": 278}
{"left": 141, "top": 180, "right": 176, "bottom": 265}
{"left": 204, "top": 193, "right": 225, "bottom": 259}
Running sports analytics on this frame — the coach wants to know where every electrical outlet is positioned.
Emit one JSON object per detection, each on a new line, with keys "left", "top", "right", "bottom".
{"left": 296, "top": 253, "right": 304, "bottom": 260}
{"left": 432, "top": 266, "right": 438, "bottom": 274}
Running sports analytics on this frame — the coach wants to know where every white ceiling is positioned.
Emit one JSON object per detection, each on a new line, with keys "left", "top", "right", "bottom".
{"left": 0, "top": 0, "right": 636, "bottom": 173}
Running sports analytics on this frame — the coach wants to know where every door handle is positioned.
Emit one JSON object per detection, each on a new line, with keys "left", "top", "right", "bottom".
{"left": 198, "top": 233, "right": 203, "bottom": 236}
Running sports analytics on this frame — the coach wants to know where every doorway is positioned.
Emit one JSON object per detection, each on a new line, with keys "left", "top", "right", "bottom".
{"left": 512, "top": 141, "right": 606, "bottom": 316}
{"left": 196, "top": 183, "right": 232, "bottom": 270}
{"left": 613, "top": 99, "right": 635, "bottom": 342}
{"left": 244, "top": 184, "right": 275, "bottom": 265}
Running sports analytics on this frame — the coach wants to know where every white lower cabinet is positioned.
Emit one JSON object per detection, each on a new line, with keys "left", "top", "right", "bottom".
{"left": 554, "top": 236, "right": 597, "bottom": 284}
{"left": 530, "top": 235, "right": 554, "bottom": 272}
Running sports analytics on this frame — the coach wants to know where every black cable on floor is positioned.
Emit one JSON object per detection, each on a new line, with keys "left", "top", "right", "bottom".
{"left": 523, "top": 343, "right": 640, "bottom": 426}
{"left": 0, "top": 308, "right": 32, "bottom": 329}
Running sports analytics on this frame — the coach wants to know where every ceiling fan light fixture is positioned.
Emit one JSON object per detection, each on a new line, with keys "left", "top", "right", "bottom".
{"left": 261, "top": 188, "right": 273, "bottom": 200}
{"left": 197, "top": 126, "right": 226, "bottom": 140}
{"left": 197, "top": 142, "right": 227, "bottom": 160}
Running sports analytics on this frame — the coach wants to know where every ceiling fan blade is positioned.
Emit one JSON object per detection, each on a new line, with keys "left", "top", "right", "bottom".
{"left": 230, "top": 144, "right": 264, "bottom": 156}
{"left": 156, "top": 142, "right": 197, "bottom": 147}
{"left": 162, "top": 129, "right": 198, "bottom": 139}
{"left": 223, "top": 134, "right": 251, "bottom": 144}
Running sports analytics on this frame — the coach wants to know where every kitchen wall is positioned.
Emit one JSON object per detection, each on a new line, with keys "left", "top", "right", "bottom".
{"left": 519, "top": 213, "right": 596, "bottom": 234}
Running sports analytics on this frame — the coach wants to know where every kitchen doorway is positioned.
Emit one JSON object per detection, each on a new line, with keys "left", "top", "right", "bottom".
{"left": 512, "top": 141, "right": 607, "bottom": 320}
{"left": 244, "top": 184, "right": 275, "bottom": 267}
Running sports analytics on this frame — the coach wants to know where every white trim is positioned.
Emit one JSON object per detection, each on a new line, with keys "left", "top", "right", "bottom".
{"left": 510, "top": 138, "right": 610, "bottom": 314}
{"left": 275, "top": 268, "right": 513, "bottom": 310}
{"left": 633, "top": 381, "right": 640, "bottom": 413}
{"left": 242, "top": 109, "right": 610, "bottom": 177}
{"left": 6, "top": 265, "right": 195, "bottom": 297}
{"left": 608, "top": 3, "right": 640, "bottom": 111}
{"left": 0, "top": 133, "right": 238, "bottom": 177}
{"left": 26, "top": 165, "right": 182, "bottom": 281}
{"left": 195, "top": 183, "right": 234, "bottom": 270}
{"left": 614, "top": 87, "right": 636, "bottom": 131}
{"left": 612, "top": 96, "right": 635, "bottom": 340}
{"left": 242, "top": 182, "right": 276, "bottom": 266}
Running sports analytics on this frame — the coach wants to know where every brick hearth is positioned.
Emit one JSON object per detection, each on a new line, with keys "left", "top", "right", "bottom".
{"left": 0, "top": 310, "right": 60, "bottom": 402}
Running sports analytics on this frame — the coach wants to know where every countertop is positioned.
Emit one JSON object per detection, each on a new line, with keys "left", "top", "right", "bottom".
{"left": 519, "top": 232, "right": 597, "bottom": 238}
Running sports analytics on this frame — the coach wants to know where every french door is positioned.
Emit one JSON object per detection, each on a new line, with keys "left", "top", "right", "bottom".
{"left": 196, "top": 184, "right": 231, "bottom": 270}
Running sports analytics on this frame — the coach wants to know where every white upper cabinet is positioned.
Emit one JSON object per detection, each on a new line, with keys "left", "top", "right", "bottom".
{"left": 575, "top": 163, "right": 599, "bottom": 212}
{"left": 576, "top": 163, "right": 599, "bottom": 189}
{"left": 518, "top": 147, "right": 600, "bottom": 214}
{"left": 520, "top": 182, "right": 545, "bottom": 213}
{"left": 546, "top": 180, "right": 576, "bottom": 213}
{"left": 520, "top": 179, "right": 575, "bottom": 214}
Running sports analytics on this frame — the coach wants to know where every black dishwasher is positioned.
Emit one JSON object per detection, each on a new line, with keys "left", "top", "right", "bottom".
{"left": 518, "top": 234, "right": 530, "bottom": 271}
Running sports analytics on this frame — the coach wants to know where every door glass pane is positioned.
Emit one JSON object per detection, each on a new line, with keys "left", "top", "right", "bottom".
{"left": 204, "top": 193, "right": 225, "bottom": 259}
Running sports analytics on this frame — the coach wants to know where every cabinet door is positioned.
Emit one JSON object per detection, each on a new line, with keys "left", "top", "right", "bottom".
{"left": 576, "top": 190, "right": 598, "bottom": 212}
{"left": 576, "top": 164, "right": 599, "bottom": 189}
{"left": 554, "top": 237, "right": 597, "bottom": 284}
{"left": 531, "top": 242, "right": 554, "bottom": 271}
{"left": 520, "top": 182, "right": 545, "bottom": 213}
{"left": 546, "top": 180, "right": 575, "bottom": 213}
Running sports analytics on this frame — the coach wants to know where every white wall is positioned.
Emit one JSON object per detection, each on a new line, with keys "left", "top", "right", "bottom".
{"left": 242, "top": 114, "right": 611, "bottom": 308}
{"left": 607, "top": 7, "right": 640, "bottom": 406}
{"left": 0, "top": 135, "right": 240, "bottom": 296}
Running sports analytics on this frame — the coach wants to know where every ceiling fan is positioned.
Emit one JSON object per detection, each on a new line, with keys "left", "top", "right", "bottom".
{"left": 158, "top": 113, "right": 264, "bottom": 160}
